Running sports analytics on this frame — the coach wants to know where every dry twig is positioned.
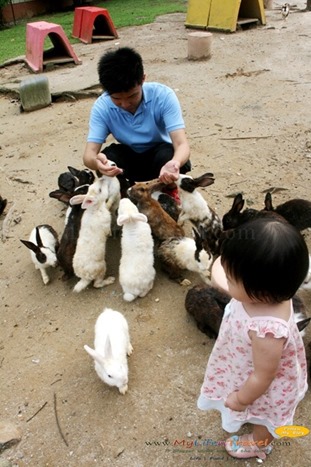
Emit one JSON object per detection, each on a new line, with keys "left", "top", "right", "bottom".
{"left": 53, "top": 392, "right": 69, "bottom": 447}
{"left": 26, "top": 401, "right": 48, "bottom": 423}
{"left": 220, "top": 135, "right": 271, "bottom": 141}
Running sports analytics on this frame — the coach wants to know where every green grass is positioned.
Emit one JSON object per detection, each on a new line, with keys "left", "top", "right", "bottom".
{"left": 0, "top": 0, "right": 187, "bottom": 64}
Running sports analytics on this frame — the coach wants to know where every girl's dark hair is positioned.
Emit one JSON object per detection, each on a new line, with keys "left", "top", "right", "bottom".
{"left": 220, "top": 217, "right": 309, "bottom": 303}
{"left": 97, "top": 47, "right": 144, "bottom": 94}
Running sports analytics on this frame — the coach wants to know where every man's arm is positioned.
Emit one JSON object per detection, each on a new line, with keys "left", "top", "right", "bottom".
{"left": 83, "top": 142, "right": 123, "bottom": 177}
{"left": 159, "top": 129, "right": 190, "bottom": 184}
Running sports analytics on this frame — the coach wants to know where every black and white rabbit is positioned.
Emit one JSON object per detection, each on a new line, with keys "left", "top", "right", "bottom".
{"left": 176, "top": 173, "right": 223, "bottom": 256}
{"left": 56, "top": 184, "right": 89, "bottom": 279}
{"left": 20, "top": 225, "right": 59, "bottom": 284}
{"left": 157, "top": 227, "right": 213, "bottom": 284}
{"left": 49, "top": 166, "right": 95, "bottom": 204}
{"left": 151, "top": 191, "right": 181, "bottom": 222}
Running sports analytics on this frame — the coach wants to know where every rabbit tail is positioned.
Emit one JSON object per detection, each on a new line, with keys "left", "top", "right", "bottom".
{"left": 123, "top": 292, "right": 136, "bottom": 302}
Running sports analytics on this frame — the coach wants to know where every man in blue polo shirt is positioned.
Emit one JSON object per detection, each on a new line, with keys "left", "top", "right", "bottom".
{"left": 83, "top": 47, "right": 191, "bottom": 198}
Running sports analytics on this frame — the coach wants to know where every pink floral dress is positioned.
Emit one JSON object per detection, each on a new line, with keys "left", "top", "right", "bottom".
{"left": 197, "top": 298, "right": 308, "bottom": 437}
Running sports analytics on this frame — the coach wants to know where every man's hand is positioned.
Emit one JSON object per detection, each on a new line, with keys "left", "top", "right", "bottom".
{"left": 159, "top": 160, "right": 180, "bottom": 184}
{"left": 96, "top": 153, "right": 123, "bottom": 177}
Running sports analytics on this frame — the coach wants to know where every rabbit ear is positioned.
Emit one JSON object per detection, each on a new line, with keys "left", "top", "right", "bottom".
{"left": 70, "top": 194, "right": 86, "bottom": 206}
{"left": 264, "top": 192, "right": 273, "bottom": 210}
{"left": 231, "top": 194, "right": 244, "bottom": 213}
{"left": 132, "top": 213, "right": 148, "bottom": 223}
{"left": 296, "top": 317, "right": 311, "bottom": 332}
{"left": 82, "top": 197, "right": 95, "bottom": 209}
{"left": 117, "top": 214, "right": 128, "bottom": 226}
{"left": 20, "top": 239, "right": 39, "bottom": 253}
{"left": 193, "top": 173, "right": 215, "bottom": 188}
{"left": 103, "top": 336, "right": 113, "bottom": 358}
{"left": 35, "top": 227, "right": 43, "bottom": 247}
{"left": 117, "top": 212, "right": 148, "bottom": 226}
{"left": 68, "top": 166, "right": 80, "bottom": 177}
{"left": 49, "top": 190, "right": 72, "bottom": 204}
{"left": 84, "top": 345, "right": 105, "bottom": 364}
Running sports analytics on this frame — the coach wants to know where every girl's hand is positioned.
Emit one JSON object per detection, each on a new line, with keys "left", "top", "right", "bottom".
{"left": 96, "top": 153, "right": 123, "bottom": 177}
{"left": 225, "top": 391, "right": 248, "bottom": 412}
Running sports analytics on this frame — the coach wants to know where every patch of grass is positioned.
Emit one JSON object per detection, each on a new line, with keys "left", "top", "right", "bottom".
{"left": 0, "top": 0, "right": 187, "bottom": 63}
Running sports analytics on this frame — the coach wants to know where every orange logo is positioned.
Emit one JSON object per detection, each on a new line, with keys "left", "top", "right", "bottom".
{"left": 275, "top": 425, "right": 309, "bottom": 438}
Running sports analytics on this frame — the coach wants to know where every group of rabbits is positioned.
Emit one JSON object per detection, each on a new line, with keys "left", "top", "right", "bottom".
{"left": 19, "top": 164, "right": 311, "bottom": 391}
{"left": 20, "top": 163, "right": 311, "bottom": 306}
{"left": 20, "top": 165, "right": 224, "bottom": 300}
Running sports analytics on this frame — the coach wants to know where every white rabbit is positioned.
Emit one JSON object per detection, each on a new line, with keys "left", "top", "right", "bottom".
{"left": 20, "top": 224, "right": 59, "bottom": 285}
{"left": 176, "top": 173, "right": 223, "bottom": 256}
{"left": 70, "top": 177, "right": 115, "bottom": 293}
{"left": 157, "top": 227, "right": 213, "bottom": 283}
{"left": 84, "top": 308, "right": 133, "bottom": 394}
{"left": 117, "top": 198, "right": 155, "bottom": 301}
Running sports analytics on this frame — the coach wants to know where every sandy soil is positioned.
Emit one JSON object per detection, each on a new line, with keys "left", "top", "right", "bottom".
{"left": 1, "top": 3, "right": 311, "bottom": 466}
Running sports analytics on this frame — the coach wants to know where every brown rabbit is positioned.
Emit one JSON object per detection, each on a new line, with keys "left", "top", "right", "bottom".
{"left": 128, "top": 179, "right": 185, "bottom": 243}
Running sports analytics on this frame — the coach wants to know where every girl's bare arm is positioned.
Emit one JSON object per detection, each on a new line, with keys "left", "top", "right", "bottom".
{"left": 225, "top": 332, "right": 285, "bottom": 411}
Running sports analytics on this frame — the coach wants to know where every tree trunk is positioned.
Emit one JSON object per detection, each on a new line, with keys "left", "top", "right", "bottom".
{"left": 307, "top": 0, "right": 311, "bottom": 11}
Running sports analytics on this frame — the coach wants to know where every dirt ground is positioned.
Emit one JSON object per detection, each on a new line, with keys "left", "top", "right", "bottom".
{"left": 1, "top": 3, "right": 311, "bottom": 466}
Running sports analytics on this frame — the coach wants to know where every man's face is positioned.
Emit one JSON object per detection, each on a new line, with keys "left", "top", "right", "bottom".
{"left": 110, "top": 83, "right": 143, "bottom": 114}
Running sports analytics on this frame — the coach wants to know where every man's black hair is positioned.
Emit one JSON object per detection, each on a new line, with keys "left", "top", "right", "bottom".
{"left": 97, "top": 47, "right": 144, "bottom": 94}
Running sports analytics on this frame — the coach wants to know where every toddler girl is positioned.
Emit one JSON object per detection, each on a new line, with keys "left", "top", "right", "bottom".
{"left": 197, "top": 217, "right": 309, "bottom": 460}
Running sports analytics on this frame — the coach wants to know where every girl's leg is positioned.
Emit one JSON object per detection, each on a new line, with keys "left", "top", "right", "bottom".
{"left": 225, "top": 424, "right": 274, "bottom": 460}
{"left": 252, "top": 424, "right": 274, "bottom": 445}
